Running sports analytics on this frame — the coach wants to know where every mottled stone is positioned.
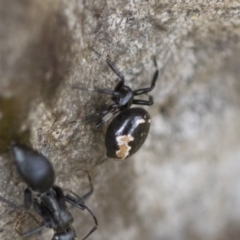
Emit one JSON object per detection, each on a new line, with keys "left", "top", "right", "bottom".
{"left": 0, "top": 1, "right": 240, "bottom": 240}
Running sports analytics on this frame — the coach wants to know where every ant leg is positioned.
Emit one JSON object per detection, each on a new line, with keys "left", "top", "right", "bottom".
{"left": 65, "top": 193, "right": 84, "bottom": 210}
{"left": 106, "top": 57, "right": 125, "bottom": 91}
{"left": 24, "top": 188, "right": 32, "bottom": 210}
{"left": 133, "top": 96, "right": 153, "bottom": 106}
{"left": 15, "top": 212, "right": 42, "bottom": 236}
{"left": 82, "top": 226, "right": 98, "bottom": 240}
{"left": 77, "top": 169, "right": 93, "bottom": 202}
{"left": 81, "top": 204, "right": 98, "bottom": 240}
{"left": 16, "top": 199, "right": 53, "bottom": 237}
{"left": 0, "top": 192, "right": 47, "bottom": 238}
{"left": 33, "top": 199, "right": 51, "bottom": 225}
{"left": 65, "top": 192, "right": 98, "bottom": 240}
{"left": 64, "top": 195, "right": 98, "bottom": 240}
{"left": 133, "top": 70, "right": 159, "bottom": 96}
{"left": 53, "top": 185, "right": 67, "bottom": 209}
{"left": 65, "top": 169, "right": 94, "bottom": 208}
{"left": 20, "top": 223, "right": 47, "bottom": 237}
{"left": 65, "top": 197, "right": 98, "bottom": 240}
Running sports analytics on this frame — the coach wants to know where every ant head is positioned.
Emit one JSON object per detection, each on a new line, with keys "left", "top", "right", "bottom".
{"left": 11, "top": 143, "right": 55, "bottom": 193}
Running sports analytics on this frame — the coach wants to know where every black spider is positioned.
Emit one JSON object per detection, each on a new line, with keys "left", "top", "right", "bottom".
{"left": 80, "top": 57, "right": 158, "bottom": 128}
{"left": 73, "top": 57, "right": 158, "bottom": 159}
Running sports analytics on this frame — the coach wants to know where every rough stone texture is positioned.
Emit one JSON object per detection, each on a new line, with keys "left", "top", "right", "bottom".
{"left": 0, "top": 0, "right": 240, "bottom": 240}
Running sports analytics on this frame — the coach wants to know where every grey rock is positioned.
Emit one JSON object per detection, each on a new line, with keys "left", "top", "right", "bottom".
{"left": 1, "top": 1, "right": 240, "bottom": 240}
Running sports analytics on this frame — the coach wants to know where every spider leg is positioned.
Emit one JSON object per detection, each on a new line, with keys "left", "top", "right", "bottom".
{"left": 92, "top": 88, "right": 120, "bottom": 97}
{"left": 96, "top": 107, "right": 119, "bottom": 128}
{"left": 81, "top": 108, "right": 109, "bottom": 122}
{"left": 106, "top": 57, "right": 125, "bottom": 91}
{"left": 82, "top": 103, "right": 118, "bottom": 128}
{"left": 133, "top": 96, "right": 153, "bottom": 106}
{"left": 152, "top": 55, "right": 158, "bottom": 68}
{"left": 71, "top": 85, "right": 120, "bottom": 98}
{"left": 133, "top": 69, "right": 159, "bottom": 96}
{"left": 95, "top": 103, "right": 119, "bottom": 128}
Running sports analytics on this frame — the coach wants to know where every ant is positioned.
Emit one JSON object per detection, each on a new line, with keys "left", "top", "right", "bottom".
{"left": 0, "top": 143, "right": 98, "bottom": 240}
{"left": 73, "top": 56, "right": 158, "bottom": 160}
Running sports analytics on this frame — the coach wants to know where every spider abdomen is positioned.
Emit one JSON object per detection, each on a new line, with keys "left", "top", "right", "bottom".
{"left": 105, "top": 108, "right": 150, "bottom": 159}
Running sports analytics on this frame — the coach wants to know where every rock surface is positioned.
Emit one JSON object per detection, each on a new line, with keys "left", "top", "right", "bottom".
{"left": 1, "top": 1, "right": 240, "bottom": 240}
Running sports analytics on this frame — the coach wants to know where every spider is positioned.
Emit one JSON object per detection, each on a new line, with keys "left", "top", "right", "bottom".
{"left": 74, "top": 57, "right": 158, "bottom": 159}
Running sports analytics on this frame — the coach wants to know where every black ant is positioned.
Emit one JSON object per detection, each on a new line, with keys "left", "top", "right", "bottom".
{"left": 0, "top": 143, "right": 98, "bottom": 240}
